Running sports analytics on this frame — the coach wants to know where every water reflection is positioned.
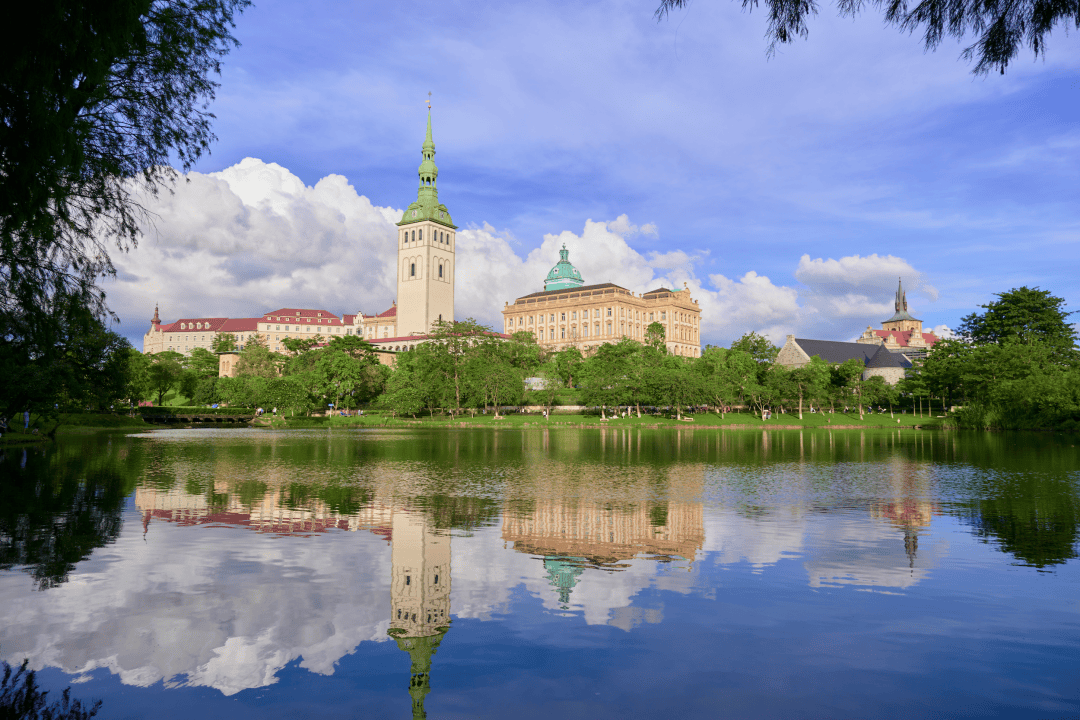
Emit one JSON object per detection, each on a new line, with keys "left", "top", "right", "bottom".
{"left": 0, "top": 428, "right": 1077, "bottom": 719}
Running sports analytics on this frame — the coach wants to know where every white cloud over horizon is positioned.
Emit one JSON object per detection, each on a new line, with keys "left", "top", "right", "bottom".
{"left": 108, "top": 158, "right": 950, "bottom": 348}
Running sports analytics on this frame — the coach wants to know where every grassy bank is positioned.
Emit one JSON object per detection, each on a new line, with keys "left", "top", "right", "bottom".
{"left": 253, "top": 409, "right": 947, "bottom": 431}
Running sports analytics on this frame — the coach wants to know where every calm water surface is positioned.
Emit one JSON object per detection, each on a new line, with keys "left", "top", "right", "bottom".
{"left": 1, "top": 428, "right": 1078, "bottom": 719}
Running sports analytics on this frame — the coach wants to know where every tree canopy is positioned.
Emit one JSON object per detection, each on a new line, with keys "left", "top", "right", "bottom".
{"left": 654, "top": 0, "right": 1076, "bottom": 75}
{"left": 1, "top": 0, "right": 249, "bottom": 323}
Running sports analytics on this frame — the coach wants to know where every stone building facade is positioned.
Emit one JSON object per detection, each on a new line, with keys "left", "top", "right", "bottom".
{"left": 776, "top": 336, "right": 910, "bottom": 385}
{"left": 856, "top": 278, "right": 939, "bottom": 360}
{"left": 501, "top": 245, "right": 702, "bottom": 357}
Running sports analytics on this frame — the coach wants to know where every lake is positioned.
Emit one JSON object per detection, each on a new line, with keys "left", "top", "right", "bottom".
{"left": 1, "top": 427, "right": 1078, "bottom": 719}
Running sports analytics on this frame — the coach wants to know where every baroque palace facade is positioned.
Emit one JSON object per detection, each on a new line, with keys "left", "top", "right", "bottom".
{"left": 501, "top": 245, "right": 702, "bottom": 357}
{"left": 142, "top": 108, "right": 456, "bottom": 359}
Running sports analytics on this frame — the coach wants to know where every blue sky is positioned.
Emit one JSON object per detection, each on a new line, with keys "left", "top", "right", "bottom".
{"left": 108, "top": 0, "right": 1080, "bottom": 347}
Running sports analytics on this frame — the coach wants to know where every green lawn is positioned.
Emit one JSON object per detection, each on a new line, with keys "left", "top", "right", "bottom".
{"left": 263, "top": 408, "right": 946, "bottom": 430}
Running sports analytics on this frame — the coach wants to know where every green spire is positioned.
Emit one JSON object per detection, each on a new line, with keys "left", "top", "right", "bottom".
{"left": 399, "top": 108, "right": 455, "bottom": 228}
{"left": 391, "top": 629, "right": 448, "bottom": 720}
{"left": 423, "top": 110, "right": 435, "bottom": 154}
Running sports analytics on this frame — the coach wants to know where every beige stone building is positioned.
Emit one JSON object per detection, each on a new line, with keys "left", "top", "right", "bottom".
{"left": 776, "top": 336, "right": 910, "bottom": 385}
{"left": 501, "top": 245, "right": 702, "bottom": 357}
{"left": 856, "top": 278, "right": 940, "bottom": 361}
{"left": 142, "top": 108, "right": 458, "bottom": 361}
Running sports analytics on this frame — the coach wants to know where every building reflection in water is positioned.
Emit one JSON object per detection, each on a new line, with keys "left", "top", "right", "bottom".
{"left": 387, "top": 511, "right": 451, "bottom": 720}
{"left": 135, "top": 483, "right": 450, "bottom": 718}
{"left": 501, "top": 448, "right": 706, "bottom": 609}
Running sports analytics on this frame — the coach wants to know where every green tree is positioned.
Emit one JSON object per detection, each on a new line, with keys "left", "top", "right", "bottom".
{"left": 424, "top": 319, "right": 490, "bottom": 415}
{"left": 148, "top": 351, "right": 184, "bottom": 406}
{"left": 186, "top": 347, "right": 220, "bottom": 378}
{"left": 579, "top": 342, "right": 633, "bottom": 418}
{"left": 211, "top": 332, "right": 237, "bottom": 353}
{"left": 122, "top": 348, "right": 153, "bottom": 406}
{"left": 553, "top": 347, "right": 584, "bottom": 387}
{"left": 655, "top": 0, "right": 1074, "bottom": 75}
{"left": 790, "top": 356, "right": 830, "bottom": 419}
{"left": 730, "top": 331, "right": 779, "bottom": 365}
{"left": 315, "top": 347, "right": 384, "bottom": 410}
{"left": 1, "top": 0, "right": 250, "bottom": 324}
{"left": 506, "top": 331, "right": 544, "bottom": 374}
{"left": 0, "top": 297, "right": 133, "bottom": 419}
{"left": 644, "top": 321, "right": 666, "bottom": 352}
{"left": 235, "top": 335, "right": 280, "bottom": 379}
{"left": 958, "top": 287, "right": 1077, "bottom": 351}
{"left": 380, "top": 352, "right": 427, "bottom": 418}
{"left": 264, "top": 377, "right": 313, "bottom": 416}
{"left": 833, "top": 358, "right": 866, "bottom": 419}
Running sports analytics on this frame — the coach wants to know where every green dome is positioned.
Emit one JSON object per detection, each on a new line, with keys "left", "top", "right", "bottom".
{"left": 544, "top": 245, "right": 584, "bottom": 291}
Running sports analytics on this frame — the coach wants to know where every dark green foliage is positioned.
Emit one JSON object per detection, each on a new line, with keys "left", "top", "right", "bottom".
{"left": 0, "top": 297, "right": 132, "bottom": 419}
{"left": 957, "top": 286, "right": 1076, "bottom": 351}
{"left": 1, "top": 0, "right": 250, "bottom": 322}
{"left": 655, "top": 0, "right": 1078, "bottom": 74}
{"left": 730, "top": 331, "right": 779, "bottom": 365}
{"left": 0, "top": 659, "right": 100, "bottom": 720}
{"left": 0, "top": 441, "right": 138, "bottom": 589}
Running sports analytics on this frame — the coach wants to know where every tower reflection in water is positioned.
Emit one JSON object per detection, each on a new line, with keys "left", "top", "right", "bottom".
{"left": 387, "top": 511, "right": 451, "bottom": 720}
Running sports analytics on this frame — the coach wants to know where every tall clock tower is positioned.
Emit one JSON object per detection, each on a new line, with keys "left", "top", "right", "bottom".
{"left": 396, "top": 107, "right": 456, "bottom": 337}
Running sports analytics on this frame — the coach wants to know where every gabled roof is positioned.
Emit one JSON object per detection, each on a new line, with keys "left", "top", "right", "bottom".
{"left": 166, "top": 318, "right": 229, "bottom": 333}
{"left": 865, "top": 345, "right": 912, "bottom": 368}
{"left": 642, "top": 287, "right": 674, "bottom": 296}
{"left": 375, "top": 305, "right": 397, "bottom": 318}
{"left": 795, "top": 338, "right": 912, "bottom": 368}
{"left": 220, "top": 318, "right": 260, "bottom": 332}
{"left": 262, "top": 308, "right": 344, "bottom": 325}
{"left": 794, "top": 338, "right": 879, "bottom": 365}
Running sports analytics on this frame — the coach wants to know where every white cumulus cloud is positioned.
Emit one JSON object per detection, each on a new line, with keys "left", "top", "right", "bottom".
{"left": 107, "top": 160, "right": 941, "bottom": 348}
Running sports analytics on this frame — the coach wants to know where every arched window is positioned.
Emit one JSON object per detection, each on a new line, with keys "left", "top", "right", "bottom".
{"left": 410, "top": 262, "right": 416, "bottom": 277}
{"left": 439, "top": 264, "right": 443, "bottom": 278}
{"left": 411, "top": 230, "right": 415, "bottom": 242}
{"left": 419, "top": 229, "right": 423, "bottom": 241}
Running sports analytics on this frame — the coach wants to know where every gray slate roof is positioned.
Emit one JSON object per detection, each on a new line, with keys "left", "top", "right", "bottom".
{"left": 795, "top": 339, "right": 911, "bottom": 368}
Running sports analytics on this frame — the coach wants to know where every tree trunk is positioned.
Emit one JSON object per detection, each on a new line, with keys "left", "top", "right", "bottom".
{"left": 636, "top": 403, "right": 641, "bottom": 418}
{"left": 601, "top": 405, "right": 606, "bottom": 420}
{"left": 798, "top": 391, "right": 803, "bottom": 420}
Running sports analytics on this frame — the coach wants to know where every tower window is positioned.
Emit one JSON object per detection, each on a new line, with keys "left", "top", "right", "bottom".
{"left": 412, "top": 230, "right": 415, "bottom": 241}
{"left": 410, "top": 263, "right": 416, "bottom": 277}
{"left": 419, "top": 229, "right": 423, "bottom": 241}
{"left": 439, "top": 264, "right": 443, "bottom": 278}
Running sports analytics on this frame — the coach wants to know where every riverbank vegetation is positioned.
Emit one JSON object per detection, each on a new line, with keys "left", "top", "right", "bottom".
{"left": 3, "top": 287, "right": 1075, "bottom": 436}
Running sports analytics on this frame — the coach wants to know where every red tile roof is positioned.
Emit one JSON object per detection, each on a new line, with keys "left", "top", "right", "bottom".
{"left": 871, "top": 329, "right": 939, "bottom": 347}
{"left": 220, "top": 318, "right": 260, "bottom": 332}
{"left": 262, "top": 308, "right": 344, "bottom": 326}
{"left": 375, "top": 305, "right": 397, "bottom": 318}
{"left": 166, "top": 318, "right": 229, "bottom": 332}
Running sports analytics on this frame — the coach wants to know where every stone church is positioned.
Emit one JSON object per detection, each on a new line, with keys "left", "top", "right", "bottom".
{"left": 775, "top": 279, "right": 939, "bottom": 385}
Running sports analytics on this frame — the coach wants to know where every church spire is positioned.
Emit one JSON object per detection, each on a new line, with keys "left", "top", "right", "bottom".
{"left": 151, "top": 304, "right": 160, "bottom": 328}
{"left": 895, "top": 277, "right": 908, "bottom": 314}
{"left": 398, "top": 100, "right": 455, "bottom": 228}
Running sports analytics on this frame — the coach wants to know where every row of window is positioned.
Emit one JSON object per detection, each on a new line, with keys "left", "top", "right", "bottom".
{"left": 506, "top": 307, "right": 694, "bottom": 329}
{"left": 401, "top": 227, "right": 454, "bottom": 247}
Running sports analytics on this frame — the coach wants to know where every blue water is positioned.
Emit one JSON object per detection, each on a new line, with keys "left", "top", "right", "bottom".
{"left": 1, "top": 428, "right": 1077, "bottom": 719}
